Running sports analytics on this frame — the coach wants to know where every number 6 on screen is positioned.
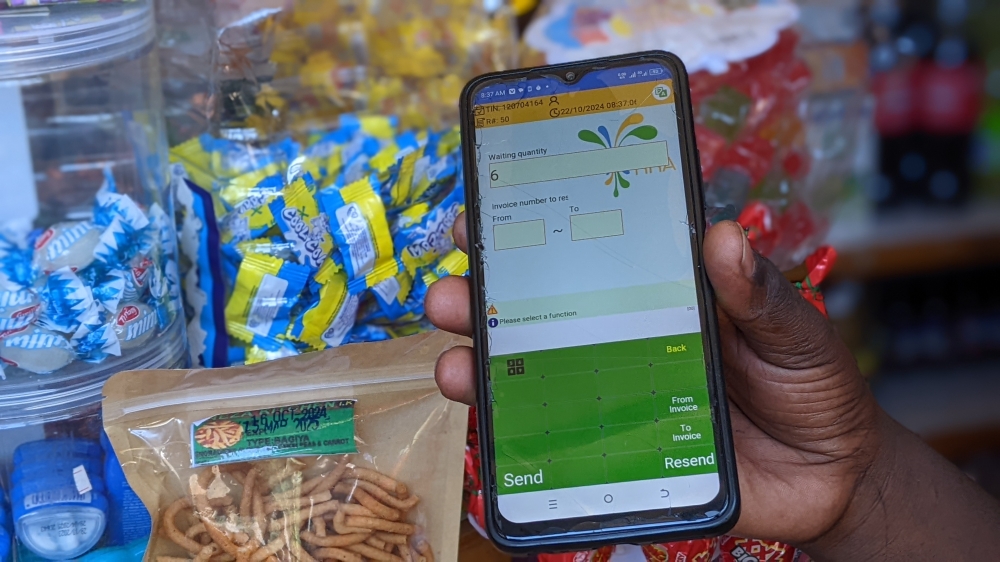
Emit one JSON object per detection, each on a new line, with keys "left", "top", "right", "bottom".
{"left": 459, "top": 52, "right": 739, "bottom": 553}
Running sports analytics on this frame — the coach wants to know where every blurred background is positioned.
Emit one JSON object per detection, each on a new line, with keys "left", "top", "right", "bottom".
{"left": 814, "top": 0, "right": 1000, "bottom": 501}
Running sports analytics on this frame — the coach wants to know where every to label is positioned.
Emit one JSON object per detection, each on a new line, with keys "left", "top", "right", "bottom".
{"left": 247, "top": 273, "right": 289, "bottom": 337}
{"left": 72, "top": 465, "right": 93, "bottom": 495}
{"left": 191, "top": 400, "right": 357, "bottom": 467}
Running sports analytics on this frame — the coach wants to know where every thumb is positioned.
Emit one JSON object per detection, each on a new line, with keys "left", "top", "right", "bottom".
{"left": 704, "top": 221, "right": 842, "bottom": 371}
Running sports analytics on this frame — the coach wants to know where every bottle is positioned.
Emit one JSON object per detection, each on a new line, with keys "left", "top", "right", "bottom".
{"left": 11, "top": 439, "right": 109, "bottom": 560}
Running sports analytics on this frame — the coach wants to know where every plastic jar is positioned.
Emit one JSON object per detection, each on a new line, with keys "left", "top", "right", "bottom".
{"left": 0, "top": 2, "right": 185, "bottom": 559}
{"left": 0, "top": 0, "right": 187, "bottom": 378}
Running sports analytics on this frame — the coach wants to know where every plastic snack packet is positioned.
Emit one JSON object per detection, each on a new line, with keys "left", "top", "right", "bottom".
{"left": 225, "top": 254, "right": 310, "bottom": 345}
{"left": 270, "top": 175, "right": 334, "bottom": 270}
{"left": 102, "top": 331, "right": 469, "bottom": 562}
{"left": 394, "top": 181, "right": 465, "bottom": 275}
{"left": 291, "top": 260, "right": 358, "bottom": 350}
{"left": 320, "top": 178, "right": 396, "bottom": 290}
{"left": 716, "top": 536, "right": 798, "bottom": 562}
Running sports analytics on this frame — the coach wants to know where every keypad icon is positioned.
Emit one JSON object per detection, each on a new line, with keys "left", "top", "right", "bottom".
{"left": 507, "top": 358, "right": 525, "bottom": 376}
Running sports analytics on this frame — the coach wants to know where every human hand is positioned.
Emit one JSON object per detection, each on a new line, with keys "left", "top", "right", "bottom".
{"left": 425, "top": 216, "right": 881, "bottom": 546}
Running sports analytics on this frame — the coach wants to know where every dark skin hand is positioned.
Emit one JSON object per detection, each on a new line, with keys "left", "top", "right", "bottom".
{"left": 426, "top": 216, "right": 1000, "bottom": 560}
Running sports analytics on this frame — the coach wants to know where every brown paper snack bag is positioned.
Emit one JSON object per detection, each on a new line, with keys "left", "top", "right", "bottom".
{"left": 103, "top": 332, "right": 469, "bottom": 562}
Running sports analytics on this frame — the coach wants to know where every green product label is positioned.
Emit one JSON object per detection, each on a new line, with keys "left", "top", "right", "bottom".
{"left": 191, "top": 400, "right": 357, "bottom": 467}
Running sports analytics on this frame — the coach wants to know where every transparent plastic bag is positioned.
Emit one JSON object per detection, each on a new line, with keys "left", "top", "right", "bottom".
{"left": 521, "top": 0, "right": 858, "bottom": 270}
{"left": 157, "top": 0, "right": 518, "bottom": 144}
{"left": 102, "top": 331, "right": 469, "bottom": 562}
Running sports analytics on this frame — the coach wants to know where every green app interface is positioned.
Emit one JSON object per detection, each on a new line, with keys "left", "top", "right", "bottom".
{"left": 473, "top": 64, "right": 720, "bottom": 523}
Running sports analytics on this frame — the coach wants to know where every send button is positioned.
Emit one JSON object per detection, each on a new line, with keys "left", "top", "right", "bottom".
{"left": 503, "top": 469, "right": 544, "bottom": 489}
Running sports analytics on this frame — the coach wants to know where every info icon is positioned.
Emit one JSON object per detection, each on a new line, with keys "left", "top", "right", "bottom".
{"left": 488, "top": 318, "right": 499, "bottom": 328}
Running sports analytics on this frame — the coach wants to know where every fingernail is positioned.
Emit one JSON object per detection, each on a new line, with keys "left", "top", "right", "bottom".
{"left": 739, "top": 226, "right": 756, "bottom": 280}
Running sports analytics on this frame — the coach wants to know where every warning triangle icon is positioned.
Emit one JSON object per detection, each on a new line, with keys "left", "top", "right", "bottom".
{"left": 487, "top": 305, "right": 498, "bottom": 315}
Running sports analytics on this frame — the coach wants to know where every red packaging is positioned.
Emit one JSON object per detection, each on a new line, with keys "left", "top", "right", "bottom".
{"left": 641, "top": 539, "right": 717, "bottom": 561}
{"left": 538, "top": 547, "right": 615, "bottom": 562}
{"left": 717, "top": 537, "right": 797, "bottom": 562}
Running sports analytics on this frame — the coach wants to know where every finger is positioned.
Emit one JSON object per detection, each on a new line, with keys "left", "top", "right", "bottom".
{"left": 453, "top": 212, "right": 468, "bottom": 254}
{"left": 425, "top": 276, "right": 473, "bottom": 337}
{"left": 435, "top": 346, "right": 477, "bottom": 405}
{"left": 704, "top": 221, "right": 843, "bottom": 370}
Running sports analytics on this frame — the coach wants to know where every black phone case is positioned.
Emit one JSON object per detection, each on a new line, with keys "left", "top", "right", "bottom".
{"left": 458, "top": 51, "right": 739, "bottom": 554}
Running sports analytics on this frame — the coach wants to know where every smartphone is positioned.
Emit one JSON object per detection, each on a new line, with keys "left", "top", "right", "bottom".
{"left": 459, "top": 52, "right": 739, "bottom": 553}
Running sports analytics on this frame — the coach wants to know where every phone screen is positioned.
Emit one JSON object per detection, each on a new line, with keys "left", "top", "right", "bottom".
{"left": 470, "top": 62, "right": 722, "bottom": 528}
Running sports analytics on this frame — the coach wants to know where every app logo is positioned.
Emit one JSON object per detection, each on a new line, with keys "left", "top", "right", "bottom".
{"left": 652, "top": 83, "right": 672, "bottom": 101}
{"left": 578, "top": 114, "right": 659, "bottom": 197}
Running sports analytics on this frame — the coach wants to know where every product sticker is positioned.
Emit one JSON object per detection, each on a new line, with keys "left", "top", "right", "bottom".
{"left": 321, "top": 293, "right": 360, "bottom": 348}
{"left": 246, "top": 273, "right": 289, "bottom": 338}
{"left": 72, "top": 465, "right": 93, "bottom": 495}
{"left": 190, "top": 400, "right": 358, "bottom": 467}
{"left": 335, "top": 203, "right": 376, "bottom": 275}
{"left": 24, "top": 489, "right": 93, "bottom": 510}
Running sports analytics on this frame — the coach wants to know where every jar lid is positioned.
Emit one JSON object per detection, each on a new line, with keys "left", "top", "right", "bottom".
{"left": 0, "top": 319, "right": 187, "bottom": 430}
{"left": 12, "top": 438, "right": 102, "bottom": 467}
{"left": 0, "top": 0, "right": 155, "bottom": 82}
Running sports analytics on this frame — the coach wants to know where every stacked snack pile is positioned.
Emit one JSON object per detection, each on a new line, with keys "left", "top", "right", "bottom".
{"left": 157, "top": 0, "right": 518, "bottom": 144}
{"left": 173, "top": 116, "right": 469, "bottom": 367}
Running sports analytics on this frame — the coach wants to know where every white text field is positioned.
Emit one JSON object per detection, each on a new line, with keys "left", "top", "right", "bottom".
{"left": 489, "top": 142, "right": 668, "bottom": 189}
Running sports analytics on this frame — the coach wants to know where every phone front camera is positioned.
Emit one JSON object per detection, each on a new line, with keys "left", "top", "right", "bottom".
{"left": 565, "top": 71, "right": 576, "bottom": 81}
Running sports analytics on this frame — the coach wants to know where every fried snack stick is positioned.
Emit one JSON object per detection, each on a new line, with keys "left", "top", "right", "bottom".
{"left": 165, "top": 497, "right": 205, "bottom": 553}
{"left": 346, "top": 543, "right": 402, "bottom": 562}
{"left": 186, "top": 523, "right": 207, "bottom": 539}
{"left": 265, "top": 490, "right": 333, "bottom": 514}
{"left": 311, "top": 548, "right": 362, "bottom": 562}
{"left": 343, "top": 517, "right": 415, "bottom": 535}
{"left": 415, "top": 539, "right": 434, "bottom": 562}
{"left": 365, "top": 536, "right": 387, "bottom": 550}
{"left": 348, "top": 468, "right": 407, "bottom": 498}
{"left": 240, "top": 468, "right": 259, "bottom": 518}
{"left": 374, "top": 533, "right": 407, "bottom": 546}
{"left": 312, "top": 517, "right": 327, "bottom": 537}
{"left": 346, "top": 480, "right": 420, "bottom": 511}
{"left": 194, "top": 544, "right": 219, "bottom": 562}
{"left": 248, "top": 538, "right": 285, "bottom": 562}
{"left": 331, "top": 510, "right": 371, "bottom": 535}
{"left": 268, "top": 500, "right": 340, "bottom": 533}
{"left": 300, "top": 531, "right": 369, "bottom": 547}
{"left": 336, "top": 503, "right": 377, "bottom": 518}
{"left": 302, "top": 460, "right": 350, "bottom": 496}
{"left": 159, "top": 557, "right": 193, "bottom": 562}
{"left": 199, "top": 516, "right": 240, "bottom": 556}
{"left": 397, "top": 545, "right": 413, "bottom": 562}
{"left": 333, "top": 483, "right": 400, "bottom": 521}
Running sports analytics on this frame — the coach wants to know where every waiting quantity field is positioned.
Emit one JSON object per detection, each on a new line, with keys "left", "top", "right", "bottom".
{"left": 493, "top": 210, "right": 625, "bottom": 251}
{"left": 488, "top": 141, "right": 669, "bottom": 189}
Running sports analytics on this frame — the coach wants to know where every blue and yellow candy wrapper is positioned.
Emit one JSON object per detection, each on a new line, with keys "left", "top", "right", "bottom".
{"left": 368, "top": 260, "right": 413, "bottom": 322}
{"left": 320, "top": 177, "right": 395, "bottom": 289}
{"left": 225, "top": 253, "right": 310, "bottom": 345}
{"left": 290, "top": 259, "right": 358, "bottom": 350}
{"left": 394, "top": 180, "right": 465, "bottom": 275}
{"left": 269, "top": 175, "right": 333, "bottom": 270}
{"left": 217, "top": 174, "right": 284, "bottom": 244}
